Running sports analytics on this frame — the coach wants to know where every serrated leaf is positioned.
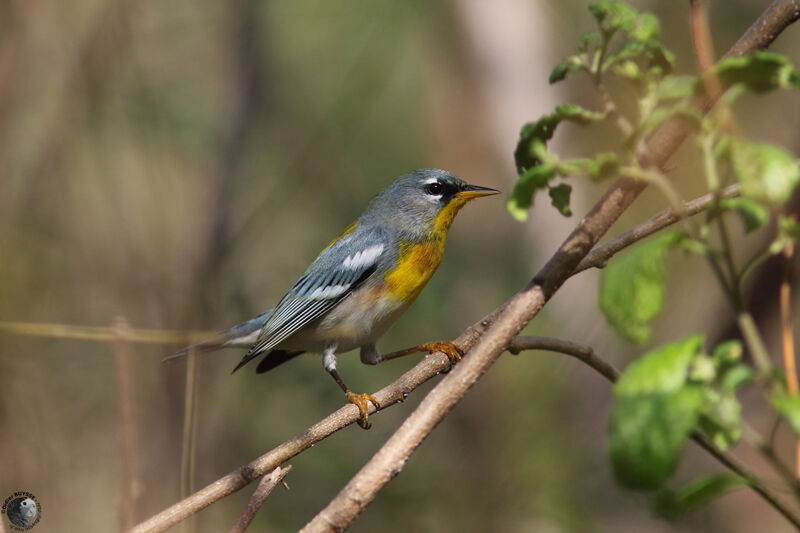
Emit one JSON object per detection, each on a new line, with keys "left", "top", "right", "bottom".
{"left": 717, "top": 197, "right": 769, "bottom": 233}
{"left": 507, "top": 164, "right": 557, "bottom": 221}
{"left": 772, "top": 392, "right": 800, "bottom": 435}
{"left": 713, "top": 51, "right": 799, "bottom": 93}
{"left": 599, "top": 233, "right": 682, "bottom": 345}
{"left": 652, "top": 473, "right": 746, "bottom": 521}
{"left": 548, "top": 184, "right": 572, "bottom": 217}
{"left": 731, "top": 139, "right": 800, "bottom": 205}
{"left": 610, "top": 386, "right": 704, "bottom": 489}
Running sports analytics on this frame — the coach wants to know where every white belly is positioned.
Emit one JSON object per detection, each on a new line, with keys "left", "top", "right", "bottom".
{"left": 278, "top": 283, "right": 409, "bottom": 353}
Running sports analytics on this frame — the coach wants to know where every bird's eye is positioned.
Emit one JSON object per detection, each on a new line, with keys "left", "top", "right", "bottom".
{"left": 425, "top": 182, "right": 443, "bottom": 195}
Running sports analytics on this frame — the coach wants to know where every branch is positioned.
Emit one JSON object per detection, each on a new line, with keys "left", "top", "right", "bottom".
{"left": 508, "top": 337, "right": 800, "bottom": 529}
{"left": 133, "top": 2, "right": 800, "bottom": 531}
{"left": 129, "top": 316, "right": 493, "bottom": 533}
{"left": 300, "top": 3, "right": 800, "bottom": 530}
{"left": 113, "top": 319, "right": 142, "bottom": 532}
{"left": 575, "top": 184, "right": 741, "bottom": 274}
{"left": 508, "top": 336, "right": 620, "bottom": 382}
{"left": 229, "top": 465, "right": 292, "bottom": 533}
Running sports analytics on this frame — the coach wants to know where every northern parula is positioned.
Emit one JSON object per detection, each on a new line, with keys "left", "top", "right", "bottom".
{"left": 167, "top": 169, "right": 498, "bottom": 428}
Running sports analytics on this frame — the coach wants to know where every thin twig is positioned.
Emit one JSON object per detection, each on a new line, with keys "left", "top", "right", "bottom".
{"left": 781, "top": 242, "right": 798, "bottom": 395}
{"left": 113, "top": 317, "right": 142, "bottom": 532}
{"left": 128, "top": 315, "right": 493, "bottom": 533}
{"left": 780, "top": 238, "right": 800, "bottom": 477}
{"left": 229, "top": 466, "right": 292, "bottom": 533}
{"left": 0, "top": 321, "right": 215, "bottom": 345}
{"left": 575, "top": 184, "right": 741, "bottom": 273}
{"left": 690, "top": 0, "right": 723, "bottom": 98}
{"left": 741, "top": 421, "right": 800, "bottom": 494}
{"left": 508, "top": 336, "right": 620, "bottom": 382}
{"left": 180, "top": 351, "right": 198, "bottom": 533}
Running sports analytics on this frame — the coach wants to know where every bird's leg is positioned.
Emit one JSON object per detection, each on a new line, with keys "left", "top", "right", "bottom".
{"left": 367, "top": 341, "right": 464, "bottom": 367}
{"left": 323, "top": 345, "right": 379, "bottom": 429}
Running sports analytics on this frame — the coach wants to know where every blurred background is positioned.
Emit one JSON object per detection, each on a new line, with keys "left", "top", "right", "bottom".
{"left": 2, "top": 0, "right": 800, "bottom": 531}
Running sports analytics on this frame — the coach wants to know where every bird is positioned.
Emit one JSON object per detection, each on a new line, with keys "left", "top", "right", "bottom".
{"left": 166, "top": 169, "right": 498, "bottom": 428}
{"left": 7, "top": 497, "right": 37, "bottom": 528}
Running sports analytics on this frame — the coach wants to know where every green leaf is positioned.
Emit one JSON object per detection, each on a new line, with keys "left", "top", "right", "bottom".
{"left": 770, "top": 215, "right": 800, "bottom": 254}
{"left": 548, "top": 184, "right": 572, "bottom": 217}
{"left": 613, "top": 60, "right": 641, "bottom": 80}
{"left": 555, "top": 103, "right": 606, "bottom": 124}
{"left": 514, "top": 105, "right": 603, "bottom": 173}
{"left": 772, "top": 392, "right": 800, "bottom": 435}
{"left": 550, "top": 56, "right": 583, "bottom": 84}
{"left": 717, "top": 198, "right": 769, "bottom": 233}
{"left": 589, "top": 1, "right": 638, "bottom": 33}
{"left": 578, "top": 32, "right": 602, "bottom": 53}
{"left": 656, "top": 75, "right": 698, "bottom": 100}
{"left": 607, "top": 39, "right": 674, "bottom": 76}
{"left": 630, "top": 12, "right": 659, "bottom": 42}
{"left": 712, "top": 339, "right": 743, "bottom": 369}
{"left": 713, "top": 51, "right": 799, "bottom": 93}
{"left": 698, "top": 389, "right": 742, "bottom": 449}
{"left": 615, "top": 335, "right": 705, "bottom": 396}
{"left": 507, "top": 164, "right": 557, "bottom": 221}
{"left": 610, "top": 336, "right": 706, "bottom": 490}
{"left": 610, "top": 386, "right": 704, "bottom": 489}
{"left": 587, "top": 153, "right": 620, "bottom": 180}
{"left": 652, "top": 473, "right": 746, "bottom": 520}
{"left": 511, "top": 104, "right": 605, "bottom": 220}
{"left": 599, "top": 233, "right": 681, "bottom": 345}
{"left": 720, "top": 365, "right": 752, "bottom": 392}
{"left": 641, "top": 104, "right": 704, "bottom": 137}
{"left": 689, "top": 355, "right": 716, "bottom": 383}
{"left": 731, "top": 139, "right": 800, "bottom": 205}
{"left": 559, "top": 153, "right": 619, "bottom": 181}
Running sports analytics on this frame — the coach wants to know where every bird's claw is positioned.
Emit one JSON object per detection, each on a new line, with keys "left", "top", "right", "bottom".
{"left": 420, "top": 341, "right": 464, "bottom": 367}
{"left": 346, "top": 391, "right": 380, "bottom": 430}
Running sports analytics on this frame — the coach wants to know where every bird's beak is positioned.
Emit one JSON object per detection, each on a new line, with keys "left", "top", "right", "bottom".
{"left": 456, "top": 184, "right": 500, "bottom": 200}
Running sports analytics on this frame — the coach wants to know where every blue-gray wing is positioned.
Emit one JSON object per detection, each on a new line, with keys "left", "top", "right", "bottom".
{"left": 232, "top": 225, "right": 388, "bottom": 372}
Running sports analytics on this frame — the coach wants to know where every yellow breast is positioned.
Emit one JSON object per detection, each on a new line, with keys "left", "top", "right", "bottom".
{"left": 384, "top": 240, "right": 445, "bottom": 304}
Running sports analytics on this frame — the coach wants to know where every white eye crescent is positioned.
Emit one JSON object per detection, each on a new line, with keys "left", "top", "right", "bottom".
{"left": 424, "top": 182, "right": 443, "bottom": 196}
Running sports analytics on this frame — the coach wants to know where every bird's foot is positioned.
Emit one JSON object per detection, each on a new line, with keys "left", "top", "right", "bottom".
{"left": 346, "top": 391, "right": 380, "bottom": 430}
{"left": 419, "top": 341, "right": 464, "bottom": 367}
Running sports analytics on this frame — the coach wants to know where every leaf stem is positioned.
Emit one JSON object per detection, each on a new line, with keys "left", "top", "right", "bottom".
{"left": 738, "top": 312, "right": 773, "bottom": 378}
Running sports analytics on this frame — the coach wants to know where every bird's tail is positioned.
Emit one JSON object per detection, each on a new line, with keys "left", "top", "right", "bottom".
{"left": 162, "top": 310, "right": 273, "bottom": 362}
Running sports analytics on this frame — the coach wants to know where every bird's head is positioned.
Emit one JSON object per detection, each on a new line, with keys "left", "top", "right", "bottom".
{"left": 366, "top": 169, "right": 498, "bottom": 238}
